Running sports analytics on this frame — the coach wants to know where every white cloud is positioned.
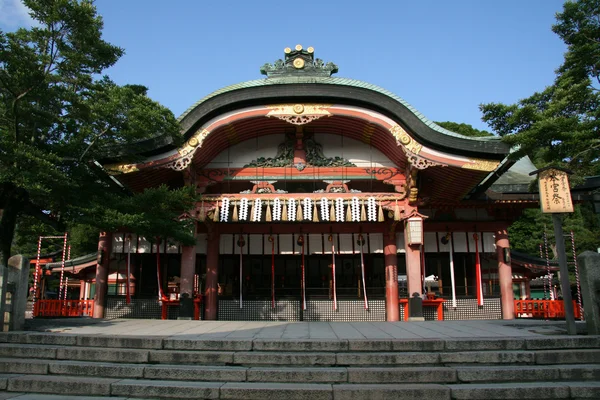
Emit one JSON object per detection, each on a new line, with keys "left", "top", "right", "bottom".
{"left": 0, "top": 0, "right": 36, "bottom": 30}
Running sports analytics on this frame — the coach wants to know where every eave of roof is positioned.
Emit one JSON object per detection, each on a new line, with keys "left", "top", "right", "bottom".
{"left": 178, "top": 76, "right": 498, "bottom": 143}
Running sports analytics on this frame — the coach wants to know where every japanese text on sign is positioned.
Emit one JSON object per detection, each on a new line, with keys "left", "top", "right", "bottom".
{"left": 538, "top": 169, "right": 574, "bottom": 213}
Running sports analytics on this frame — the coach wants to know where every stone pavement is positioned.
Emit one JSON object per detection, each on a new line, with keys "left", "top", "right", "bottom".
{"left": 22, "top": 318, "right": 588, "bottom": 339}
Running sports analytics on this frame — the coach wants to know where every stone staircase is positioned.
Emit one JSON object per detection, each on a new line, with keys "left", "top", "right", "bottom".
{"left": 0, "top": 332, "right": 599, "bottom": 399}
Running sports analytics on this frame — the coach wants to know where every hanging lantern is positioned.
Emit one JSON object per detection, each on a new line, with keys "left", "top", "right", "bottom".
{"left": 356, "top": 234, "right": 366, "bottom": 247}
{"left": 237, "top": 235, "right": 246, "bottom": 248}
{"left": 297, "top": 234, "right": 304, "bottom": 247}
{"left": 441, "top": 232, "right": 451, "bottom": 245}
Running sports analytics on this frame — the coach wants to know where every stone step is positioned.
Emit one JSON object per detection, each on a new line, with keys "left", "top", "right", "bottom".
{"left": 1, "top": 333, "right": 599, "bottom": 353}
{"left": 1, "top": 343, "right": 600, "bottom": 369}
{"left": 3, "top": 374, "right": 600, "bottom": 399}
{"left": 3, "top": 356, "right": 600, "bottom": 386}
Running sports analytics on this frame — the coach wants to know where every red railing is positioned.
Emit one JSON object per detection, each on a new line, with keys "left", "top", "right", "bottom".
{"left": 514, "top": 300, "right": 582, "bottom": 320}
{"left": 161, "top": 297, "right": 203, "bottom": 320}
{"left": 34, "top": 300, "right": 94, "bottom": 318}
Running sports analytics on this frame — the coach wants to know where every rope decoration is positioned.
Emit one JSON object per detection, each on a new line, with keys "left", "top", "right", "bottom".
{"left": 570, "top": 231, "right": 584, "bottom": 320}
{"left": 252, "top": 199, "right": 262, "bottom": 222}
{"left": 367, "top": 197, "right": 377, "bottom": 221}
{"left": 303, "top": 198, "right": 312, "bottom": 221}
{"left": 63, "top": 245, "right": 71, "bottom": 302}
{"left": 320, "top": 198, "right": 329, "bottom": 221}
{"left": 335, "top": 198, "right": 345, "bottom": 222}
{"left": 32, "top": 237, "right": 43, "bottom": 310}
{"left": 351, "top": 197, "right": 360, "bottom": 222}
{"left": 288, "top": 198, "right": 297, "bottom": 221}
{"left": 58, "top": 233, "right": 68, "bottom": 301}
{"left": 220, "top": 198, "right": 230, "bottom": 222}
{"left": 539, "top": 243, "right": 547, "bottom": 301}
{"left": 239, "top": 198, "right": 249, "bottom": 221}
{"left": 543, "top": 229, "right": 552, "bottom": 301}
{"left": 273, "top": 198, "right": 282, "bottom": 221}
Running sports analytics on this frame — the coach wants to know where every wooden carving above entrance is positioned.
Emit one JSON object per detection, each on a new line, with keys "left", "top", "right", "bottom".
{"left": 266, "top": 104, "right": 332, "bottom": 125}
{"left": 104, "top": 105, "right": 502, "bottom": 178}
{"left": 243, "top": 133, "right": 355, "bottom": 170}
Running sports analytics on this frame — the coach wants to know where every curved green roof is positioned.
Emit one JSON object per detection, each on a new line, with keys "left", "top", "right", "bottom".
{"left": 177, "top": 76, "right": 498, "bottom": 143}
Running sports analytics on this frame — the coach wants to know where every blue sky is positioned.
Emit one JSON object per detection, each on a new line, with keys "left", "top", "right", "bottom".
{"left": 1, "top": 0, "right": 567, "bottom": 132}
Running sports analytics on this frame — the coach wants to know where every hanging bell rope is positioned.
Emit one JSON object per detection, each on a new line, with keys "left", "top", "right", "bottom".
{"left": 126, "top": 238, "right": 131, "bottom": 304}
{"left": 156, "top": 238, "right": 168, "bottom": 302}
{"left": 329, "top": 234, "right": 338, "bottom": 311}
{"left": 357, "top": 234, "right": 369, "bottom": 310}
{"left": 237, "top": 234, "right": 245, "bottom": 309}
{"left": 298, "top": 234, "right": 306, "bottom": 311}
{"left": 270, "top": 235, "right": 275, "bottom": 309}
{"left": 474, "top": 233, "right": 483, "bottom": 306}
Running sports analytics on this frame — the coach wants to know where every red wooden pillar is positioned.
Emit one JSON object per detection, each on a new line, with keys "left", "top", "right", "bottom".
{"left": 496, "top": 228, "right": 514, "bottom": 319}
{"left": 93, "top": 232, "right": 112, "bottom": 319}
{"left": 79, "top": 280, "right": 85, "bottom": 300}
{"left": 384, "top": 232, "right": 399, "bottom": 321}
{"left": 204, "top": 232, "right": 220, "bottom": 320}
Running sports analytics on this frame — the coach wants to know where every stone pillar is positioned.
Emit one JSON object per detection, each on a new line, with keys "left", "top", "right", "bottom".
{"left": 495, "top": 229, "right": 514, "bottom": 319}
{"left": 179, "top": 242, "right": 197, "bottom": 319}
{"left": 384, "top": 233, "right": 399, "bottom": 321}
{"left": 579, "top": 251, "right": 600, "bottom": 335}
{"left": 93, "top": 232, "right": 112, "bottom": 319}
{"left": 7, "top": 255, "right": 29, "bottom": 331}
{"left": 404, "top": 231, "right": 422, "bottom": 299}
{"left": 204, "top": 232, "right": 220, "bottom": 320}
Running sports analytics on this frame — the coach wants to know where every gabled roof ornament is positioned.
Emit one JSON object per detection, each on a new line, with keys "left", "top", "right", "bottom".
{"left": 260, "top": 45, "right": 339, "bottom": 78}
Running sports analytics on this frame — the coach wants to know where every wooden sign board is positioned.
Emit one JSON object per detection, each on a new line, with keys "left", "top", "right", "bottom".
{"left": 538, "top": 168, "right": 574, "bottom": 213}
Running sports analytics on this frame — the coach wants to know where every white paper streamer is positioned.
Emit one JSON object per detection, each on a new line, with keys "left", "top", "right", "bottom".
{"left": 320, "top": 198, "right": 329, "bottom": 221}
{"left": 303, "top": 198, "right": 312, "bottom": 221}
{"left": 253, "top": 199, "right": 262, "bottom": 222}
{"left": 335, "top": 198, "right": 345, "bottom": 222}
{"left": 273, "top": 198, "right": 282, "bottom": 221}
{"left": 351, "top": 197, "right": 360, "bottom": 222}
{"left": 288, "top": 198, "right": 297, "bottom": 221}
{"left": 240, "top": 198, "right": 249, "bottom": 221}
{"left": 367, "top": 197, "right": 377, "bottom": 221}
{"left": 220, "top": 198, "right": 230, "bottom": 222}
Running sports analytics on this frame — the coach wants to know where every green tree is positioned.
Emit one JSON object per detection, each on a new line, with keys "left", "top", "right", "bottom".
{"left": 0, "top": 0, "right": 196, "bottom": 267}
{"left": 481, "top": 0, "right": 600, "bottom": 268}
{"left": 435, "top": 121, "right": 494, "bottom": 137}
{"left": 480, "top": 0, "right": 600, "bottom": 181}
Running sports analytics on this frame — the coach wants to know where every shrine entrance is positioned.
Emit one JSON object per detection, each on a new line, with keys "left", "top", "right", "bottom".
{"left": 218, "top": 253, "right": 386, "bottom": 302}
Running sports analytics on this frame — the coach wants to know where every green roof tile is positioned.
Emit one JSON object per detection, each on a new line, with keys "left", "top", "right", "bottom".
{"left": 177, "top": 76, "right": 498, "bottom": 143}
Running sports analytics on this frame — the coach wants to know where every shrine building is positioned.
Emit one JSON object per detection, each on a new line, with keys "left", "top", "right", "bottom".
{"left": 92, "top": 45, "right": 530, "bottom": 322}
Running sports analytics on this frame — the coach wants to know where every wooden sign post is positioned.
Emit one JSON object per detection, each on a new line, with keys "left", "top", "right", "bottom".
{"left": 530, "top": 167, "right": 576, "bottom": 335}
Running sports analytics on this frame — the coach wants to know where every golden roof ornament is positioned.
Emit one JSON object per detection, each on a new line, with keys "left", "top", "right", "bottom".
{"left": 260, "top": 45, "right": 339, "bottom": 78}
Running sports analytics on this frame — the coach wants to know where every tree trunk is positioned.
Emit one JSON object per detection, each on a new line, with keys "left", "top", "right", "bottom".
{"left": 0, "top": 186, "right": 25, "bottom": 268}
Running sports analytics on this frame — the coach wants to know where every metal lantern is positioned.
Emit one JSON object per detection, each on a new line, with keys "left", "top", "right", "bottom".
{"left": 237, "top": 235, "right": 246, "bottom": 248}
{"left": 356, "top": 234, "right": 365, "bottom": 247}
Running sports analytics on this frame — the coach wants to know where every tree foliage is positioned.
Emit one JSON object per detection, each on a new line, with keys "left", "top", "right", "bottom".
{"left": 0, "top": 0, "right": 195, "bottom": 266}
{"left": 435, "top": 121, "right": 494, "bottom": 137}
{"left": 480, "top": 0, "right": 600, "bottom": 180}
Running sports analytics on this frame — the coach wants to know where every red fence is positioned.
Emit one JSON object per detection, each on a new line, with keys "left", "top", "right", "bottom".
{"left": 514, "top": 300, "right": 582, "bottom": 320}
{"left": 34, "top": 300, "right": 94, "bottom": 318}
